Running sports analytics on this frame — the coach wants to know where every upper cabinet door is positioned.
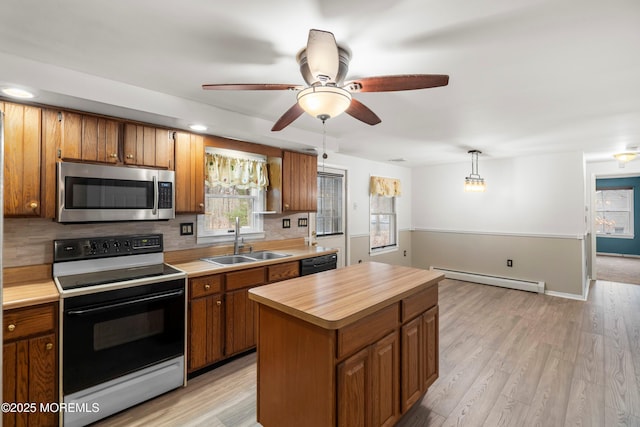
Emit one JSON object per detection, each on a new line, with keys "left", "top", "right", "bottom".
{"left": 56, "top": 111, "right": 120, "bottom": 163}
{"left": 282, "top": 150, "right": 318, "bottom": 212}
{"left": 123, "top": 124, "right": 174, "bottom": 169}
{"left": 174, "top": 131, "right": 204, "bottom": 213}
{"left": 2, "top": 102, "right": 42, "bottom": 217}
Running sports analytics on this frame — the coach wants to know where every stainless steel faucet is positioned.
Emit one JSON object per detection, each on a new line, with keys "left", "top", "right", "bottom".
{"left": 233, "top": 216, "right": 243, "bottom": 255}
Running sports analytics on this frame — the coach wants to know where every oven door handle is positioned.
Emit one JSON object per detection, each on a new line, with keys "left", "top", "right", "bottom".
{"left": 66, "top": 289, "right": 184, "bottom": 316}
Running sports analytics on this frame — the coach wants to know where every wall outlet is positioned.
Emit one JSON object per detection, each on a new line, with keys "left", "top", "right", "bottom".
{"left": 180, "top": 223, "right": 194, "bottom": 236}
{"left": 283, "top": 218, "right": 291, "bottom": 228}
{"left": 507, "top": 259, "right": 513, "bottom": 267}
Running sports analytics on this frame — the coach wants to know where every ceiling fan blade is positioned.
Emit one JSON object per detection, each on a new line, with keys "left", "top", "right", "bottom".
{"left": 271, "top": 103, "right": 305, "bottom": 131}
{"left": 346, "top": 99, "right": 381, "bottom": 126}
{"left": 202, "top": 83, "right": 303, "bottom": 91}
{"left": 306, "top": 29, "right": 339, "bottom": 82}
{"left": 344, "top": 74, "right": 449, "bottom": 92}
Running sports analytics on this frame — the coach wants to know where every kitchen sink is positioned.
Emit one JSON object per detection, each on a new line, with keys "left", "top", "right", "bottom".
{"left": 248, "top": 251, "right": 291, "bottom": 260}
{"left": 201, "top": 255, "right": 257, "bottom": 265}
{"left": 201, "top": 251, "right": 291, "bottom": 266}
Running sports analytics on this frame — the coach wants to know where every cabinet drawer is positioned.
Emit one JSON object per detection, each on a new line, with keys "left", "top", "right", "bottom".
{"left": 402, "top": 285, "right": 438, "bottom": 322}
{"left": 3, "top": 303, "right": 56, "bottom": 341}
{"left": 226, "top": 267, "right": 266, "bottom": 291}
{"left": 267, "top": 261, "right": 300, "bottom": 283}
{"left": 337, "top": 303, "right": 399, "bottom": 359}
{"left": 190, "top": 275, "right": 223, "bottom": 299}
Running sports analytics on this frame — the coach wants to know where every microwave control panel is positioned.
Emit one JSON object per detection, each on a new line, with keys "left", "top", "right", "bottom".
{"left": 158, "top": 182, "right": 173, "bottom": 209}
{"left": 54, "top": 234, "right": 164, "bottom": 262}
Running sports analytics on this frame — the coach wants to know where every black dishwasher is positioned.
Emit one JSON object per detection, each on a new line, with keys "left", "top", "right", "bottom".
{"left": 300, "top": 253, "right": 338, "bottom": 276}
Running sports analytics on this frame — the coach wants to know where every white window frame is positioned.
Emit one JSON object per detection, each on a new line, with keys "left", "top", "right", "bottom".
{"left": 369, "top": 193, "right": 398, "bottom": 254}
{"left": 196, "top": 148, "right": 267, "bottom": 244}
{"left": 316, "top": 171, "right": 345, "bottom": 237}
{"left": 595, "top": 188, "right": 634, "bottom": 239}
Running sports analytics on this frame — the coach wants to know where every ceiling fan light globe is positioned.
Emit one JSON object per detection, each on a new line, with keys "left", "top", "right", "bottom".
{"left": 297, "top": 86, "right": 352, "bottom": 120}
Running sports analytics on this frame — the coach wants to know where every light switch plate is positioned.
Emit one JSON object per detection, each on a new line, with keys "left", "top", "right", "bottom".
{"left": 180, "top": 223, "right": 194, "bottom": 235}
{"left": 283, "top": 218, "right": 291, "bottom": 228}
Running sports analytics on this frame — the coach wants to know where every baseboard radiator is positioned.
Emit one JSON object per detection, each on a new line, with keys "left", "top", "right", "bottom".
{"left": 430, "top": 267, "right": 545, "bottom": 294}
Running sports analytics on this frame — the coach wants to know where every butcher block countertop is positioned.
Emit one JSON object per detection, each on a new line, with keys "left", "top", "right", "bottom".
{"left": 249, "top": 262, "right": 444, "bottom": 330}
{"left": 169, "top": 245, "right": 338, "bottom": 278}
{"left": 3, "top": 265, "right": 59, "bottom": 310}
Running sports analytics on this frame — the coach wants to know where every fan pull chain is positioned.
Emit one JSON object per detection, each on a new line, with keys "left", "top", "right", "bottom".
{"left": 321, "top": 119, "right": 328, "bottom": 172}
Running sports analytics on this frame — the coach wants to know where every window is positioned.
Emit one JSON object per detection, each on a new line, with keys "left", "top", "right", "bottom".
{"left": 369, "top": 176, "right": 401, "bottom": 253}
{"left": 595, "top": 188, "right": 634, "bottom": 238}
{"left": 317, "top": 171, "right": 344, "bottom": 236}
{"left": 197, "top": 148, "right": 268, "bottom": 243}
{"left": 370, "top": 194, "right": 397, "bottom": 251}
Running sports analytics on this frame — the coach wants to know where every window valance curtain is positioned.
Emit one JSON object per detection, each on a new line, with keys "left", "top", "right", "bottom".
{"left": 370, "top": 176, "right": 401, "bottom": 197}
{"left": 205, "top": 153, "right": 269, "bottom": 189}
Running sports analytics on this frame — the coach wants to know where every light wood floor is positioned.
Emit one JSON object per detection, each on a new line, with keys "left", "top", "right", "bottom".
{"left": 96, "top": 278, "right": 640, "bottom": 427}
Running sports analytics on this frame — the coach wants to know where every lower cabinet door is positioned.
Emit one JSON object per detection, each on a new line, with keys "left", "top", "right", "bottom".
{"left": 371, "top": 331, "right": 400, "bottom": 427}
{"left": 3, "top": 333, "right": 57, "bottom": 427}
{"left": 225, "top": 288, "right": 256, "bottom": 355}
{"left": 189, "top": 294, "right": 224, "bottom": 372}
{"left": 423, "top": 306, "right": 439, "bottom": 389}
{"left": 337, "top": 347, "right": 369, "bottom": 427}
{"left": 401, "top": 316, "right": 422, "bottom": 411}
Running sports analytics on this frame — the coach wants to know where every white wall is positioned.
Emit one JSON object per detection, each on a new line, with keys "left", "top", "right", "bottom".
{"left": 321, "top": 153, "right": 412, "bottom": 236}
{"left": 412, "top": 151, "right": 586, "bottom": 236}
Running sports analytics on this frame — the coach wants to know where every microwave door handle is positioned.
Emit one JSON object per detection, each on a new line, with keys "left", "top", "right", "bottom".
{"left": 152, "top": 176, "right": 158, "bottom": 215}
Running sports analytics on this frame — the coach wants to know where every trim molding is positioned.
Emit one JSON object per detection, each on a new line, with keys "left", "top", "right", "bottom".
{"left": 413, "top": 228, "right": 586, "bottom": 240}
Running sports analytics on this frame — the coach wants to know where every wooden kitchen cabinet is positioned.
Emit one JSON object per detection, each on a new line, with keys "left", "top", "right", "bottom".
{"left": 52, "top": 110, "right": 120, "bottom": 164}
{"left": 188, "top": 275, "right": 224, "bottom": 372}
{"left": 123, "top": 123, "right": 174, "bottom": 169}
{"left": 224, "top": 267, "right": 265, "bottom": 355}
{"left": 2, "top": 302, "right": 58, "bottom": 427}
{"left": 337, "top": 331, "right": 400, "bottom": 427}
{"left": 174, "top": 131, "right": 204, "bottom": 213}
{"left": 282, "top": 150, "right": 317, "bottom": 212}
{"left": 1, "top": 102, "right": 42, "bottom": 217}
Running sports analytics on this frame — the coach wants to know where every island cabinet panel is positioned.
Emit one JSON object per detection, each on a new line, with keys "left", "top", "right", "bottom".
{"left": 249, "top": 262, "right": 443, "bottom": 427}
{"left": 257, "top": 305, "right": 336, "bottom": 427}
{"left": 3, "top": 302, "right": 58, "bottom": 427}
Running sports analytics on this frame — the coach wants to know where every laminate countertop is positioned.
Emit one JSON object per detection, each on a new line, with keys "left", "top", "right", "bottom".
{"left": 169, "top": 245, "right": 338, "bottom": 278}
{"left": 248, "top": 262, "right": 444, "bottom": 330}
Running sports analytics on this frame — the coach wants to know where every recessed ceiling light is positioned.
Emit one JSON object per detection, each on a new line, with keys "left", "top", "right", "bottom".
{"left": 189, "top": 124, "right": 207, "bottom": 132}
{"left": 1, "top": 87, "right": 36, "bottom": 99}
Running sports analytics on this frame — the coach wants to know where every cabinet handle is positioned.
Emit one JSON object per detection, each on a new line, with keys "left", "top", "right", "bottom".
{"left": 45, "top": 343, "right": 53, "bottom": 351}
{"left": 217, "top": 300, "right": 222, "bottom": 306}
{"left": 199, "top": 203, "right": 204, "bottom": 208}
{"left": 28, "top": 201, "right": 38, "bottom": 209}
{"left": 7, "top": 324, "right": 15, "bottom": 332}
{"left": 126, "top": 154, "right": 134, "bottom": 159}
{"left": 110, "top": 153, "right": 118, "bottom": 158}
{"left": 204, "top": 284, "right": 211, "bottom": 290}
{"left": 284, "top": 203, "right": 289, "bottom": 210}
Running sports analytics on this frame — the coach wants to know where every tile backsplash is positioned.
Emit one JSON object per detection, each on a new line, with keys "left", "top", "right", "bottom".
{"left": 3, "top": 213, "right": 309, "bottom": 268}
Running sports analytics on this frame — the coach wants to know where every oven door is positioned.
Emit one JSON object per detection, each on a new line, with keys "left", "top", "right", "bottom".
{"left": 62, "top": 279, "right": 185, "bottom": 395}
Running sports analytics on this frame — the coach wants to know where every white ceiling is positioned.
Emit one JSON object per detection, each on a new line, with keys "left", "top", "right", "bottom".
{"left": 1, "top": 0, "right": 639, "bottom": 167}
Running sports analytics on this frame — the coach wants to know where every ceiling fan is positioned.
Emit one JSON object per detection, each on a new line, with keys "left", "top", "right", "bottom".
{"left": 202, "top": 29, "right": 449, "bottom": 131}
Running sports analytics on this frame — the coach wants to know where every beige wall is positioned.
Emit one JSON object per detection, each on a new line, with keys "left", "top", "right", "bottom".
{"left": 411, "top": 230, "right": 585, "bottom": 297}
{"left": 348, "top": 230, "right": 413, "bottom": 268}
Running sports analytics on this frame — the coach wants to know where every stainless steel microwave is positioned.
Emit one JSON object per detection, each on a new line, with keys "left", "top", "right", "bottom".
{"left": 57, "top": 162, "right": 175, "bottom": 223}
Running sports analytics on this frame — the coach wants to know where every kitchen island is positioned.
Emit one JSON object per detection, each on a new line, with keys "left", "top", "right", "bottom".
{"left": 248, "top": 262, "right": 444, "bottom": 427}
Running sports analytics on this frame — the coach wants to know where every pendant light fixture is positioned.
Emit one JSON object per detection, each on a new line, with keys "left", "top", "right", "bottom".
{"left": 464, "top": 150, "right": 486, "bottom": 192}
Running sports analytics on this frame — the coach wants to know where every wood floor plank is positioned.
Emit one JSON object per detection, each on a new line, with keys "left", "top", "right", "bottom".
{"left": 573, "top": 331, "right": 605, "bottom": 386}
{"left": 564, "top": 378, "right": 604, "bottom": 427}
{"left": 501, "top": 342, "right": 551, "bottom": 405}
{"left": 483, "top": 394, "right": 531, "bottom": 427}
{"left": 523, "top": 356, "right": 574, "bottom": 427}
